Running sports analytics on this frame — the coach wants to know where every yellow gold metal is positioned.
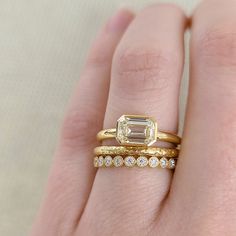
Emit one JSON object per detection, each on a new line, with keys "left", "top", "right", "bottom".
{"left": 97, "top": 115, "right": 181, "bottom": 147}
{"left": 97, "top": 128, "right": 180, "bottom": 145}
{"left": 93, "top": 155, "right": 177, "bottom": 169}
{"left": 94, "top": 146, "right": 179, "bottom": 158}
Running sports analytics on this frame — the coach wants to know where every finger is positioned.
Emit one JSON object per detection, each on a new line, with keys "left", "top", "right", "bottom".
{"left": 167, "top": 0, "right": 236, "bottom": 234}
{"left": 78, "top": 4, "right": 187, "bottom": 234}
{"left": 31, "top": 9, "right": 134, "bottom": 235}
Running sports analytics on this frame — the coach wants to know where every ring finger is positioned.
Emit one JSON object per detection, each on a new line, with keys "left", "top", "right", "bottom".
{"left": 79, "top": 4, "right": 187, "bottom": 235}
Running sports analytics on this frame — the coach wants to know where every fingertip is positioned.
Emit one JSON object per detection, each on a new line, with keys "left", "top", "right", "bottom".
{"left": 106, "top": 8, "right": 135, "bottom": 33}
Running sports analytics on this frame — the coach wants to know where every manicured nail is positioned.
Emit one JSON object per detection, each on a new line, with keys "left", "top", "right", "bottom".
{"left": 106, "top": 8, "right": 134, "bottom": 33}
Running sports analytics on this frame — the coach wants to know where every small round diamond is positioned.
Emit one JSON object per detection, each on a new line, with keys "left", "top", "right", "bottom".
{"left": 124, "top": 156, "right": 136, "bottom": 167}
{"left": 98, "top": 156, "right": 104, "bottom": 167}
{"left": 104, "top": 156, "right": 113, "bottom": 167}
{"left": 94, "top": 156, "right": 99, "bottom": 167}
{"left": 113, "top": 156, "right": 124, "bottom": 167}
{"left": 160, "top": 157, "right": 168, "bottom": 168}
{"left": 149, "top": 156, "right": 159, "bottom": 168}
{"left": 168, "top": 158, "right": 176, "bottom": 169}
{"left": 137, "top": 156, "right": 148, "bottom": 167}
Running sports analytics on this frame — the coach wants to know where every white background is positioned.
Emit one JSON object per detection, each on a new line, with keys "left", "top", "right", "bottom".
{"left": 0, "top": 0, "right": 199, "bottom": 235}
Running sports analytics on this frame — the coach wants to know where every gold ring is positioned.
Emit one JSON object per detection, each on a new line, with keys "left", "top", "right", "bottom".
{"left": 94, "top": 146, "right": 179, "bottom": 158}
{"left": 97, "top": 115, "right": 181, "bottom": 147}
{"left": 94, "top": 155, "right": 177, "bottom": 169}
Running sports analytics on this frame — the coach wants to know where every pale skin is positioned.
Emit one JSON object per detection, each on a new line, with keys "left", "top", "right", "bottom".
{"left": 31, "top": 1, "right": 236, "bottom": 235}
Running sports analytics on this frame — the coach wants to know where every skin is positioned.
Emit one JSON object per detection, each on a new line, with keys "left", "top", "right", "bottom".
{"left": 31, "top": 1, "right": 236, "bottom": 235}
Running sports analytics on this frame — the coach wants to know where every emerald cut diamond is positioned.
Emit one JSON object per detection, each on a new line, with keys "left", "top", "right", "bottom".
{"left": 116, "top": 115, "right": 157, "bottom": 146}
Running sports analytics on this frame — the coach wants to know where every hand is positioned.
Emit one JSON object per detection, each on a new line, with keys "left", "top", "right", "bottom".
{"left": 31, "top": 1, "right": 236, "bottom": 235}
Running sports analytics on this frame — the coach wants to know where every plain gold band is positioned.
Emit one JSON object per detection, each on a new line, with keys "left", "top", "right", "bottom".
{"left": 97, "top": 128, "right": 181, "bottom": 145}
{"left": 94, "top": 146, "right": 179, "bottom": 158}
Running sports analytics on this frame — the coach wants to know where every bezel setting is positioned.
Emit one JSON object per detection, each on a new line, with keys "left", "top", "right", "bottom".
{"left": 116, "top": 115, "right": 157, "bottom": 147}
{"left": 124, "top": 156, "right": 136, "bottom": 167}
{"left": 93, "top": 156, "right": 177, "bottom": 169}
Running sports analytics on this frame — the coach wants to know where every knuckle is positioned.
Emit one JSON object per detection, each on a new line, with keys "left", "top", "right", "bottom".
{"left": 195, "top": 24, "right": 236, "bottom": 67}
{"left": 113, "top": 46, "right": 177, "bottom": 98}
{"left": 61, "top": 109, "right": 99, "bottom": 150}
{"left": 86, "top": 49, "right": 111, "bottom": 69}
{"left": 86, "top": 55, "right": 111, "bottom": 69}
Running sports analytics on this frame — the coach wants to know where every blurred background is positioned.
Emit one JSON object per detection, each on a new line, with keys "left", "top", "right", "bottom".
{"left": 0, "top": 0, "right": 198, "bottom": 235}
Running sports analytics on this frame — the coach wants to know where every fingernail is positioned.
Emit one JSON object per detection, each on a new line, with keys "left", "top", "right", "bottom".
{"left": 106, "top": 8, "right": 134, "bottom": 33}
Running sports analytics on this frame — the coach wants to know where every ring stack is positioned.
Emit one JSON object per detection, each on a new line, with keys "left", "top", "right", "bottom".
{"left": 94, "top": 115, "right": 181, "bottom": 169}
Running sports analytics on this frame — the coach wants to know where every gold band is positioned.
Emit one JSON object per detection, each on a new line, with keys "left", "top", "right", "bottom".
{"left": 94, "top": 146, "right": 179, "bottom": 158}
{"left": 97, "top": 128, "right": 181, "bottom": 145}
{"left": 94, "top": 115, "right": 180, "bottom": 170}
{"left": 94, "top": 155, "right": 177, "bottom": 169}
